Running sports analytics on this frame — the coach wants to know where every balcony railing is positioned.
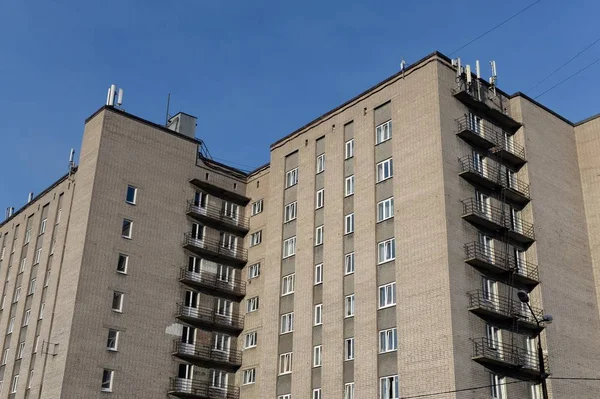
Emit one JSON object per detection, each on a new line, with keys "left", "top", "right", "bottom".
{"left": 180, "top": 268, "right": 246, "bottom": 299}
{"left": 452, "top": 85, "right": 521, "bottom": 131}
{"left": 187, "top": 201, "right": 249, "bottom": 234}
{"left": 467, "top": 290, "right": 545, "bottom": 334}
{"left": 176, "top": 304, "right": 244, "bottom": 333}
{"left": 173, "top": 340, "right": 242, "bottom": 370}
{"left": 169, "top": 377, "right": 240, "bottom": 399}
{"left": 184, "top": 234, "right": 247, "bottom": 265}
{"left": 458, "top": 155, "right": 530, "bottom": 206}
{"left": 464, "top": 242, "right": 540, "bottom": 289}
{"left": 461, "top": 199, "right": 535, "bottom": 244}
{"left": 471, "top": 337, "right": 548, "bottom": 381}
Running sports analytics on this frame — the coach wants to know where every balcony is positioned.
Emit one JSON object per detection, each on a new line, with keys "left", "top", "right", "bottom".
{"left": 464, "top": 242, "right": 540, "bottom": 289}
{"left": 169, "top": 378, "right": 239, "bottom": 399}
{"left": 458, "top": 156, "right": 530, "bottom": 207}
{"left": 190, "top": 177, "right": 250, "bottom": 206}
{"left": 180, "top": 268, "right": 246, "bottom": 300}
{"left": 184, "top": 234, "right": 247, "bottom": 266}
{"left": 471, "top": 338, "right": 548, "bottom": 381}
{"left": 173, "top": 340, "right": 242, "bottom": 371}
{"left": 176, "top": 304, "right": 244, "bottom": 333}
{"left": 452, "top": 85, "right": 521, "bottom": 131}
{"left": 461, "top": 199, "right": 535, "bottom": 244}
{"left": 187, "top": 201, "right": 249, "bottom": 235}
{"left": 467, "top": 290, "right": 545, "bottom": 335}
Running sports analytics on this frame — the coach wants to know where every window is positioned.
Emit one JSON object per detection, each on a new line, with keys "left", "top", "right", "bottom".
{"left": 283, "top": 236, "right": 296, "bottom": 258}
{"left": 314, "top": 304, "right": 322, "bottom": 326}
{"left": 378, "top": 238, "right": 396, "bottom": 264}
{"left": 316, "top": 154, "right": 325, "bottom": 174}
{"left": 313, "top": 345, "right": 322, "bottom": 367}
{"left": 17, "top": 342, "right": 25, "bottom": 359}
{"left": 380, "top": 375, "right": 399, "bottom": 399}
{"left": 112, "top": 292, "right": 124, "bottom": 312}
{"left": 107, "top": 329, "right": 119, "bottom": 351}
{"left": 345, "top": 294, "right": 355, "bottom": 318}
{"left": 379, "top": 283, "right": 396, "bottom": 308}
{"left": 279, "top": 395, "right": 291, "bottom": 399}
{"left": 28, "top": 370, "right": 33, "bottom": 389}
{"left": 25, "top": 228, "right": 31, "bottom": 244}
{"left": 345, "top": 338, "right": 354, "bottom": 361}
{"left": 376, "top": 120, "right": 392, "bottom": 144}
{"left": 345, "top": 252, "right": 355, "bottom": 275}
{"left": 313, "top": 388, "right": 322, "bottom": 399}
{"left": 315, "top": 225, "right": 324, "bottom": 246}
{"left": 285, "top": 168, "right": 299, "bottom": 188}
{"left": 316, "top": 189, "right": 324, "bottom": 209}
{"left": 284, "top": 202, "right": 297, "bottom": 223}
{"left": 242, "top": 369, "right": 255, "bottom": 385}
{"left": 281, "top": 274, "right": 295, "bottom": 296}
{"left": 23, "top": 310, "right": 31, "bottom": 326}
{"left": 28, "top": 278, "right": 36, "bottom": 295}
{"left": 101, "top": 369, "right": 114, "bottom": 392}
{"left": 281, "top": 312, "right": 294, "bottom": 334}
{"left": 34, "top": 336, "right": 40, "bottom": 353}
{"left": 117, "top": 254, "right": 128, "bottom": 274}
{"left": 530, "top": 383, "right": 542, "bottom": 399}
{"left": 122, "top": 219, "right": 133, "bottom": 238}
{"left": 246, "top": 296, "right": 259, "bottom": 313}
{"left": 13, "top": 286, "right": 21, "bottom": 303}
{"left": 126, "top": 185, "right": 137, "bottom": 205}
{"left": 379, "top": 328, "right": 398, "bottom": 353}
{"left": 38, "top": 303, "right": 45, "bottom": 319}
{"left": 50, "top": 238, "right": 56, "bottom": 255}
{"left": 251, "top": 199, "right": 263, "bottom": 216}
{"left": 248, "top": 263, "right": 260, "bottom": 279}
{"left": 34, "top": 248, "right": 42, "bottom": 265}
{"left": 20, "top": 257, "right": 27, "bottom": 273}
{"left": 345, "top": 175, "right": 355, "bottom": 196}
{"left": 491, "top": 373, "right": 505, "bottom": 399}
{"left": 56, "top": 208, "right": 62, "bottom": 224}
{"left": 314, "top": 263, "right": 323, "bottom": 285}
{"left": 44, "top": 270, "right": 51, "bottom": 287}
{"left": 11, "top": 375, "right": 19, "bottom": 394}
{"left": 376, "top": 158, "right": 393, "bottom": 182}
{"left": 377, "top": 197, "right": 394, "bottom": 222}
{"left": 210, "top": 370, "right": 228, "bottom": 388}
{"left": 345, "top": 139, "right": 354, "bottom": 159}
{"left": 279, "top": 352, "right": 293, "bottom": 375}
{"left": 244, "top": 332, "right": 257, "bottom": 349}
{"left": 1, "top": 349, "right": 8, "bottom": 365}
{"left": 39, "top": 218, "right": 47, "bottom": 235}
{"left": 344, "top": 213, "right": 354, "bottom": 234}
{"left": 345, "top": 383, "right": 355, "bottom": 399}
{"left": 250, "top": 231, "right": 262, "bottom": 246}
{"left": 0, "top": 295, "right": 5, "bottom": 310}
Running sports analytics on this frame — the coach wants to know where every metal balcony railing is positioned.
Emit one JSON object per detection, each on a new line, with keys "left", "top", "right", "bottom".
{"left": 471, "top": 337, "right": 548, "bottom": 380}
{"left": 467, "top": 290, "right": 545, "bottom": 332}
{"left": 187, "top": 201, "right": 249, "bottom": 233}
{"left": 176, "top": 303, "right": 244, "bottom": 332}
{"left": 180, "top": 268, "right": 246, "bottom": 298}
{"left": 173, "top": 340, "right": 242, "bottom": 368}
{"left": 184, "top": 233, "right": 248, "bottom": 264}
{"left": 452, "top": 86, "right": 521, "bottom": 131}
{"left": 169, "top": 377, "right": 240, "bottom": 399}
{"left": 461, "top": 199, "right": 535, "bottom": 243}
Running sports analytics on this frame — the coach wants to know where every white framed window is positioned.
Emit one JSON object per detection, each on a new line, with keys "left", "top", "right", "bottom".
{"left": 34, "top": 248, "right": 42, "bottom": 265}
{"left": 11, "top": 375, "right": 19, "bottom": 394}
{"left": 380, "top": 375, "right": 399, "bottom": 399}
{"left": 248, "top": 263, "right": 260, "bottom": 279}
{"left": 251, "top": 199, "right": 263, "bottom": 216}
{"left": 45, "top": 270, "right": 51, "bottom": 287}
{"left": 379, "top": 282, "right": 396, "bottom": 308}
{"left": 13, "top": 286, "right": 21, "bottom": 303}
{"left": 101, "top": 369, "right": 114, "bottom": 392}
{"left": 244, "top": 332, "right": 257, "bottom": 349}
{"left": 314, "top": 304, "right": 322, "bottom": 326}
{"left": 38, "top": 303, "right": 45, "bottom": 319}
{"left": 344, "top": 213, "right": 354, "bottom": 234}
{"left": 376, "top": 120, "right": 392, "bottom": 144}
{"left": 530, "top": 383, "right": 542, "bottom": 399}
{"left": 20, "top": 257, "right": 27, "bottom": 273}
{"left": 316, "top": 154, "right": 325, "bottom": 174}
{"left": 284, "top": 201, "right": 297, "bottom": 223}
{"left": 28, "top": 370, "right": 33, "bottom": 389}
{"left": 279, "top": 352, "right": 293, "bottom": 375}
{"left": 313, "top": 388, "right": 322, "bottom": 399}
{"left": 314, "top": 263, "right": 323, "bottom": 285}
{"left": 39, "top": 218, "right": 47, "bottom": 235}
{"left": 345, "top": 382, "right": 355, "bottom": 399}
{"left": 313, "top": 345, "right": 322, "bottom": 367}
{"left": 112, "top": 292, "right": 124, "bottom": 312}
{"left": 210, "top": 370, "right": 228, "bottom": 388}
{"left": 315, "top": 225, "right": 324, "bottom": 246}
{"left": 379, "top": 328, "right": 398, "bottom": 353}
{"left": 28, "top": 278, "right": 36, "bottom": 295}
{"left": 281, "top": 274, "right": 295, "bottom": 296}
{"left": 345, "top": 139, "right": 354, "bottom": 159}
{"left": 117, "top": 254, "right": 128, "bottom": 274}
{"left": 0, "top": 295, "right": 5, "bottom": 310}
{"left": 122, "top": 219, "right": 133, "bottom": 239}
{"left": 283, "top": 236, "right": 296, "bottom": 258}
{"left": 34, "top": 336, "right": 40, "bottom": 353}
{"left": 491, "top": 373, "right": 506, "bottom": 399}
{"left": 316, "top": 189, "right": 325, "bottom": 209}
{"left": 7, "top": 317, "right": 14, "bottom": 334}
{"left": 285, "top": 168, "right": 299, "bottom": 188}
{"left": 377, "top": 197, "right": 394, "bottom": 222}
{"left": 376, "top": 158, "right": 393, "bottom": 182}
{"left": 23, "top": 310, "right": 31, "bottom": 326}
{"left": 1, "top": 349, "right": 8, "bottom": 365}
{"left": 242, "top": 368, "right": 256, "bottom": 385}
{"left": 281, "top": 312, "right": 294, "bottom": 334}
{"left": 345, "top": 175, "right": 355, "bottom": 196}
{"left": 25, "top": 228, "right": 31, "bottom": 244}
{"left": 345, "top": 337, "right": 354, "bottom": 361}
{"left": 378, "top": 238, "right": 396, "bottom": 264}
{"left": 107, "top": 329, "right": 119, "bottom": 351}
{"left": 345, "top": 252, "right": 355, "bottom": 275}
{"left": 345, "top": 294, "right": 355, "bottom": 318}
{"left": 279, "top": 395, "right": 291, "bottom": 399}
{"left": 17, "top": 342, "right": 24, "bottom": 359}
{"left": 126, "top": 185, "right": 137, "bottom": 205}
{"left": 250, "top": 230, "right": 262, "bottom": 246}
{"left": 246, "top": 296, "right": 259, "bottom": 313}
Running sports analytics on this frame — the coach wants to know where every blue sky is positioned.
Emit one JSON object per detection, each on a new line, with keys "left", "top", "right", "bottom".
{"left": 1, "top": 0, "right": 598, "bottom": 212}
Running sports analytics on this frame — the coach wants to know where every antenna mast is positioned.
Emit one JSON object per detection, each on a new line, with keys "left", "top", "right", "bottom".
{"left": 165, "top": 93, "right": 171, "bottom": 126}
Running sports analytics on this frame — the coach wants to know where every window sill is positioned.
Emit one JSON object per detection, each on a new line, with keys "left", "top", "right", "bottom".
{"left": 344, "top": 193, "right": 354, "bottom": 198}
{"left": 378, "top": 304, "right": 396, "bottom": 310}
{"left": 112, "top": 309, "right": 123, "bottom": 314}
{"left": 377, "top": 258, "right": 395, "bottom": 266}
{"left": 376, "top": 176, "right": 393, "bottom": 184}
{"left": 116, "top": 271, "right": 128, "bottom": 275}
{"left": 121, "top": 236, "right": 132, "bottom": 240}
{"left": 376, "top": 216, "right": 394, "bottom": 224}
{"left": 107, "top": 348, "right": 118, "bottom": 352}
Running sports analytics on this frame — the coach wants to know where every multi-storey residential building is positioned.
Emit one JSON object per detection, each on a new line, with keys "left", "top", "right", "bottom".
{"left": 1, "top": 51, "right": 600, "bottom": 398}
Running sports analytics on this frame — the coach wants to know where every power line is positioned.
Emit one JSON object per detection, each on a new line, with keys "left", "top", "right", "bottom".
{"left": 400, "top": 380, "right": 526, "bottom": 399}
{"left": 533, "top": 56, "right": 600, "bottom": 99}
{"left": 550, "top": 377, "right": 600, "bottom": 381}
{"left": 449, "top": 0, "right": 544, "bottom": 56}
{"left": 528, "top": 36, "right": 600, "bottom": 93}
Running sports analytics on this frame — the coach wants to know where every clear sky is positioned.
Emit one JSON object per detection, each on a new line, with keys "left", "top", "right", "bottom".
{"left": 1, "top": 0, "right": 598, "bottom": 213}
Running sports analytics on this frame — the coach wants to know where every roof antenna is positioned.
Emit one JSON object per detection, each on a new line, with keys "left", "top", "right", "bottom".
{"left": 165, "top": 93, "right": 171, "bottom": 126}
{"left": 489, "top": 61, "right": 497, "bottom": 96}
{"left": 400, "top": 58, "right": 406, "bottom": 78}
{"left": 68, "top": 148, "right": 76, "bottom": 176}
{"left": 475, "top": 60, "right": 482, "bottom": 100}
